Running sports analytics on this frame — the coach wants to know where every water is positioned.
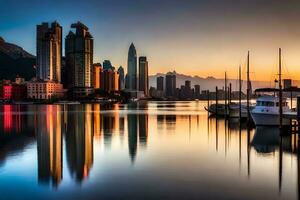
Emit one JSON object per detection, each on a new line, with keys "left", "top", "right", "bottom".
{"left": 0, "top": 101, "right": 299, "bottom": 200}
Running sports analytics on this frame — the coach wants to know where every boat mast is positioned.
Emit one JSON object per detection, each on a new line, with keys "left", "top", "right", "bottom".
{"left": 225, "top": 71, "right": 227, "bottom": 117}
{"left": 247, "top": 51, "right": 250, "bottom": 121}
{"left": 239, "top": 65, "right": 242, "bottom": 120}
{"left": 279, "top": 48, "right": 283, "bottom": 128}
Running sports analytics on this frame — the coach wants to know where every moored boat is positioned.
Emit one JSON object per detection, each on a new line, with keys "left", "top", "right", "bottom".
{"left": 250, "top": 95, "right": 290, "bottom": 126}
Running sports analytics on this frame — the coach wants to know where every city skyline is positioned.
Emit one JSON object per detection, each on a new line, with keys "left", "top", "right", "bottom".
{"left": 2, "top": 0, "right": 300, "bottom": 80}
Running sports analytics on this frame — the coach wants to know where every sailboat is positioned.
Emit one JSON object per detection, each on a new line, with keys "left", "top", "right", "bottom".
{"left": 229, "top": 52, "right": 254, "bottom": 119}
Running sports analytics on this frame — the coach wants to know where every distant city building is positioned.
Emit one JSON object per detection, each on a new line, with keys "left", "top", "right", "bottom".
{"left": 103, "top": 60, "right": 114, "bottom": 70}
{"left": 92, "top": 63, "right": 102, "bottom": 89}
{"left": 27, "top": 80, "right": 64, "bottom": 100}
{"left": 65, "top": 22, "right": 94, "bottom": 98}
{"left": 283, "top": 79, "right": 292, "bottom": 89}
{"left": 194, "top": 84, "right": 200, "bottom": 99}
{"left": 156, "top": 76, "right": 164, "bottom": 91}
{"left": 126, "top": 43, "right": 137, "bottom": 90}
{"left": 138, "top": 56, "right": 149, "bottom": 96}
{"left": 118, "top": 66, "right": 125, "bottom": 90}
{"left": 184, "top": 80, "right": 192, "bottom": 99}
{"left": 36, "top": 21, "right": 62, "bottom": 82}
{"left": 165, "top": 72, "right": 176, "bottom": 98}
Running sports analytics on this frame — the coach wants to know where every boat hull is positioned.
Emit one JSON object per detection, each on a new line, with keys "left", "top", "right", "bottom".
{"left": 250, "top": 112, "right": 290, "bottom": 126}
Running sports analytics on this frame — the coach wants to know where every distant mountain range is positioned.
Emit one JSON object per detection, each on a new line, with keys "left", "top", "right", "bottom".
{"left": 0, "top": 37, "right": 35, "bottom": 80}
{"left": 149, "top": 72, "right": 300, "bottom": 92}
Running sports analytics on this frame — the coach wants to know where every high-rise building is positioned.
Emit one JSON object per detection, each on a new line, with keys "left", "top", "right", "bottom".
{"left": 103, "top": 60, "right": 114, "bottom": 70}
{"left": 126, "top": 43, "right": 137, "bottom": 90}
{"left": 157, "top": 76, "right": 164, "bottom": 91}
{"left": 102, "top": 69, "right": 119, "bottom": 93}
{"left": 36, "top": 22, "right": 62, "bottom": 82}
{"left": 65, "top": 22, "right": 94, "bottom": 97}
{"left": 165, "top": 72, "right": 176, "bottom": 97}
{"left": 92, "top": 63, "right": 102, "bottom": 89}
{"left": 184, "top": 80, "right": 192, "bottom": 98}
{"left": 194, "top": 84, "right": 200, "bottom": 99}
{"left": 138, "top": 56, "right": 149, "bottom": 96}
{"left": 118, "top": 66, "right": 125, "bottom": 90}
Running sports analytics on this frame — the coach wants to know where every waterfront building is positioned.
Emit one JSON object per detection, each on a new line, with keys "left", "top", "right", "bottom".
{"left": 102, "top": 69, "right": 119, "bottom": 93}
{"left": 156, "top": 76, "right": 164, "bottom": 91}
{"left": 118, "top": 66, "right": 125, "bottom": 90}
{"left": 138, "top": 56, "right": 149, "bottom": 96}
{"left": 2, "top": 83, "right": 27, "bottom": 101}
{"left": 165, "top": 71, "right": 176, "bottom": 98}
{"left": 92, "top": 63, "right": 102, "bottom": 89}
{"left": 27, "top": 80, "right": 64, "bottom": 100}
{"left": 36, "top": 22, "right": 62, "bottom": 82}
{"left": 126, "top": 43, "right": 137, "bottom": 90}
{"left": 65, "top": 22, "right": 94, "bottom": 98}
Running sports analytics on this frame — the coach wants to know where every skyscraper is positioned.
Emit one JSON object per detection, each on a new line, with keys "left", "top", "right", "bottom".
{"left": 194, "top": 84, "right": 200, "bottom": 99}
{"left": 103, "top": 60, "right": 114, "bottom": 70}
{"left": 126, "top": 43, "right": 137, "bottom": 90}
{"left": 138, "top": 56, "right": 149, "bottom": 96}
{"left": 36, "top": 21, "right": 62, "bottom": 82}
{"left": 165, "top": 72, "right": 176, "bottom": 98}
{"left": 65, "top": 22, "right": 94, "bottom": 97}
{"left": 92, "top": 63, "right": 102, "bottom": 89}
{"left": 156, "top": 76, "right": 164, "bottom": 91}
{"left": 118, "top": 66, "right": 125, "bottom": 90}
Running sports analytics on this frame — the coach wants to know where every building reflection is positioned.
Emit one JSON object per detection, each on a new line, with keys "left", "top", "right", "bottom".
{"left": 36, "top": 105, "right": 62, "bottom": 187}
{"left": 138, "top": 114, "right": 148, "bottom": 146}
{"left": 128, "top": 114, "right": 138, "bottom": 163}
{"left": 65, "top": 104, "right": 93, "bottom": 183}
{"left": 0, "top": 105, "right": 35, "bottom": 167}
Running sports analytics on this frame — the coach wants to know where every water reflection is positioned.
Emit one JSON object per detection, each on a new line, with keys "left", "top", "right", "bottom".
{"left": 65, "top": 105, "right": 93, "bottom": 183}
{"left": 37, "top": 106, "right": 62, "bottom": 187}
{"left": 0, "top": 102, "right": 300, "bottom": 199}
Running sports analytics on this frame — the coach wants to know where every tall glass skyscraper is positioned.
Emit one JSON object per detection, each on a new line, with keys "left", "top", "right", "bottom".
{"left": 36, "top": 21, "right": 62, "bottom": 82}
{"left": 126, "top": 43, "right": 137, "bottom": 90}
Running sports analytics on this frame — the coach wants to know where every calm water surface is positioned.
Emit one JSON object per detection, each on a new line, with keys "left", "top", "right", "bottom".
{"left": 0, "top": 101, "right": 299, "bottom": 200}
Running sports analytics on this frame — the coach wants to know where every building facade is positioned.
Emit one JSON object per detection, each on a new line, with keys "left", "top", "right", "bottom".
{"left": 118, "top": 66, "right": 125, "bottom": 90}
{"left": 37, "top": 22, "right": 62, "bottom": 82}
{"left": 92, "top": 63, "right": 102, "bottom": 89}
{"left": 157, "top": 76, "right": 164, "bottom": 91}
{"left": 138, "top": 56, "right": 149, "bottom": 96}
{"left": 126, "top": 43, "right": 137, "bottom": 90}
{"left": 165, "top": 72, "right": 176, "bottom": 98}
{"left": 27, "top": 81, "right": 64, "bottom": 100}
{"left": 65, "top": 22, "right": 94, "bottom": 97}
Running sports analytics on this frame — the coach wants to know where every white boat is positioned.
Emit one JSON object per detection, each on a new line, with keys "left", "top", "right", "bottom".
{"left": 250, "top": 95, "right": 290, "bottom": 126}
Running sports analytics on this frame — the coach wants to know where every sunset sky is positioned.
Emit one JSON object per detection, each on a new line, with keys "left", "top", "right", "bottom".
{"left": 1, "top": 0, "right": 300, "bottom": 81}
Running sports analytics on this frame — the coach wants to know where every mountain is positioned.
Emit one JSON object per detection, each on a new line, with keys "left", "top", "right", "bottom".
{"left": 149, "top": 72, "right": 289, "bottom": 92}
{"left": 0, "top": 37, "right": 35, "bottom": 80}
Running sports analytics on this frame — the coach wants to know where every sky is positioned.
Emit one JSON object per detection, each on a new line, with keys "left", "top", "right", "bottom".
{"left": 1, "top": 0, "right": 300, "bottom": 82}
